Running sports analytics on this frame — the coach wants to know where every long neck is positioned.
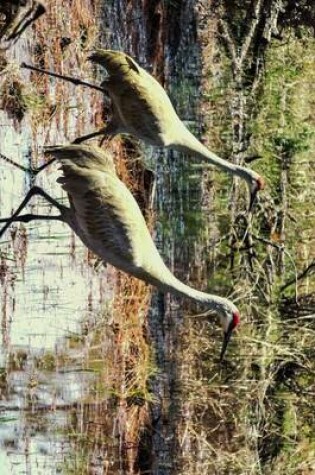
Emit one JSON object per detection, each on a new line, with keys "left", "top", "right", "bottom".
{"left": 172, "top": 123, "right": 248, "bottom": 182}
{"left": 140, "top": 262, "right": 228, "bottom": 312}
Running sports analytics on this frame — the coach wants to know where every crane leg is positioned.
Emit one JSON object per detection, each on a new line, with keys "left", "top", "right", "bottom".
{"left": 21, "top": 63, "right": 105, "bottom": 93}
{"left": 72, "top": 122, "right": 119, "bottom": 144}
{"left": 0, "top": 152, "right": 56, "bottom": 178}
{"left": 32, "top": 157, "right": 56, "bottom": 174}
{"left": 0, "top": 213, "right": 63, "bottom": 224}
{"left": 0, "top": 186, "right": 67, "bottom": 239}
{"left": 72, "top": 128, "right": 106, "bottom": 144}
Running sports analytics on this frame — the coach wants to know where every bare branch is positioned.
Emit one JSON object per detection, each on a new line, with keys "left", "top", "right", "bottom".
{"left": 220, "top": 0, "right": 264, "bottom": 74}
{"left": 218, "top": 19, "right": 239, "bottom": 71}
{"left": 281, "top": 261, "right": 315, "bottom": 292}
{"left": 239, "top": 0, "right": 264, "bottom": 67}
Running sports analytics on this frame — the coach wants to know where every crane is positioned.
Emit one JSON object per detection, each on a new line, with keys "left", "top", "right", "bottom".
{"left": 77, "top": 49, "right": 264, "bottom": 209}
{"left": 0, "top": 144, "right": 240, "bottom": 360}
{"left": 21, "top": 50, "right": 264, "bottom": 209}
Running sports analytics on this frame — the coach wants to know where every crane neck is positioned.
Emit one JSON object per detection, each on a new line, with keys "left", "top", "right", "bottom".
{"left": 141, "top": 263, "right": 229, "bottom": 313}
{"left": 173, "top": 124, "right": 251, "bottom": 184}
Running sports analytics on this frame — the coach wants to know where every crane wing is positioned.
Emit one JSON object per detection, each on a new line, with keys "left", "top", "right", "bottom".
{"left": 46, "top": 144, "right": 162, "bottom": 277}
{"left": 89, "top": 50, "right": 180, "bottom": 146}
{"left": 58, "top": 167, "right": 156, "bottom": 271}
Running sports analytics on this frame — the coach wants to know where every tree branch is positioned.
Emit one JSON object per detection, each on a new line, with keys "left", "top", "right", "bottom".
{"left": 239, "top": 0, "right": 264, "bottom": 67}
{"left": 218, "top": 18, "right": 239, "bottom": 71}
{"left": 281, "top": 261, "right": 315, "bottom": 292}
{"left": 219, "top": 0, "right": 265, "bottom": 75}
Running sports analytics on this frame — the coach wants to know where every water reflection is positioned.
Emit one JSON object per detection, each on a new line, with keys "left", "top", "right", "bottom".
{"left": 0, "top": 410, "right": 68, "bottom": 474}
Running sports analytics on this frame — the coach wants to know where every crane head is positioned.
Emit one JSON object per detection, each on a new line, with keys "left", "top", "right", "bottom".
{"left": 249, "top": 175, "right": 265, "bottom": 211}
{"left": 219, "top": 308, "right": 240, "bottom": 362}
{"left": 234, "top": 165, "right": 265, "bottom": 211}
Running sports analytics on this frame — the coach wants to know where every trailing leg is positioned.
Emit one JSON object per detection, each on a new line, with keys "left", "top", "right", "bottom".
{"left": 0, "top": 152, "right": 56, "bottom": 179}
{"left": 21, "top": 63, "right": 105, "bottom": 93}
{"left": 72, "top": 121, "right": 119, "bottom": 144}
{"left": 0, "top": 213, "right": 64, "bottom": 224}
{"left": 72, "top": 128, "right": 107, "bottom": 144}
{"left": 0, "top": 186, "right": 68, "bottom": 238}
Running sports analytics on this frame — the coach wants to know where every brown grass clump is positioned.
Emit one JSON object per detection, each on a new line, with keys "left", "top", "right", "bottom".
{"left": 111, "top": 136, "right": 156, "bottom": 221}
{"left": 0, "top": 74, "right": 27, "bottom": 124}
{"left": 29, "top": 0, "right": 101, "bottom": 142}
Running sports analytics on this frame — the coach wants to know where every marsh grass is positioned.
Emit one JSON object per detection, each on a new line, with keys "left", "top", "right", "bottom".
{"left": 62, "top": 274, "right": 154, "bottom": 474}
{"left": 162, "top": 19, "right": 315, "bottom": 474}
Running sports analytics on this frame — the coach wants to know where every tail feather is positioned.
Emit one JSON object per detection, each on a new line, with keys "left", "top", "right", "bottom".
{"left": 44, "top": 144, "right": 116, "bottom": 174}
{"left": 88, "top": 49, "right": 140, "bottom": 77}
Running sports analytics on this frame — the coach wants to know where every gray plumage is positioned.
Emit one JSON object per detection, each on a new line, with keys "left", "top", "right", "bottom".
{"left": 0, "top": 144, "right": 240, "bottom": 359}
{"left": 47, "top": 144, "right": 240, "bottom": 359}
{"left": 82, "top": 50, "right": 264, "bottom": 206}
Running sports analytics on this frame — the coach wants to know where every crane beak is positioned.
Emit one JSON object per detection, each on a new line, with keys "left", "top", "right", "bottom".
{"left": 249, "top": 176, "right": 265, "bottom": 212}
{"left": 220, "top": 326, "right": 234, "bottom": 362}
{"left": 249, "top": 184, "right": 258, "bottom": 212}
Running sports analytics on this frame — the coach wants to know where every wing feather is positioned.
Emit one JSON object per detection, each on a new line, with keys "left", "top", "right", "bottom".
{"left": 48, "top": 144, "right": 161, "bottom": 275}
{"left": 60, "top": 169, "right": 154, "bottom": 269}
{"left": 89, "top": 50, "right": 178, "bottom": 145}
